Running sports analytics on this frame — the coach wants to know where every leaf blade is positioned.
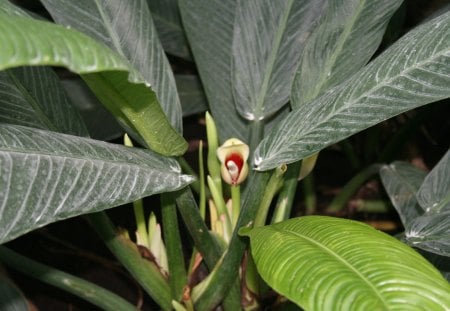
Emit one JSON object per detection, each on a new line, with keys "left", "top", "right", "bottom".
{"left": 242, "top": 216, "right": 450, "bottom": 310}
{"left": 254, "top": 11, "right": 450, "bottom": 170}
{"left": 0, "top": 124, "right": 193, "bottom": 244}
{"left": 292, "top": 0, "right": 403, "bottom": 107}
{"left": 41, "top": 0, "right": 183, "bottom": 133}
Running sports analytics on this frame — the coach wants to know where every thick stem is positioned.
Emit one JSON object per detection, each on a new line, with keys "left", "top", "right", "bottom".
{"left": 194, "top": 171, "right": 272, "bottom": 311}
{"left": 133, "top": 198, "right": 149, "bottom": 247}
{"left": 87, "top": 212, "right": 172, "bottom": 310}
{"left": 230, "top": 185, "right": 240, "bottom": 227}
{"left": 161, "top": 194, "right": 187, "bottom": 301}
{"left": 0, "top": 246, "right": 137, "bottom": 311}
{"left": 248, "top": 120, "right": 264, "bottom": 162}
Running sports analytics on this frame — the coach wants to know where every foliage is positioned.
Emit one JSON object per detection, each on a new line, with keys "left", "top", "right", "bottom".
{"left": 0, "top": 0, "right": 449, "bottom": 310}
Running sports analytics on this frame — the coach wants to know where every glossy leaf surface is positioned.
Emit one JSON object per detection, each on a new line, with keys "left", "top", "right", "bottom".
{"left": 292, "top": 0, "right": 403, "bottom": 107}
{"left": 0, "top": 8, "right": 186, "bottom": 156}
{"left": 179, "top": 0, "right": 248, "bottom": 142}
{"left": 0, "top": 124, "right": 193, "bottom": 244}
{"left": 241, "top": 216, "right": 450, "bottom": 310}
{"left": 0, "top": 67, "right": 88, "bottom": 136}
{"left": 232, "top": 0, "right": 324, "bottom": 120}
{"left": 254, "top": 11, "right": 450, "bottom": 170}
{"left": 147, "top": 0, "right": 192, "bottom": 60}
{"left": 41, "top": 0, "right": 183, "bottom": 133}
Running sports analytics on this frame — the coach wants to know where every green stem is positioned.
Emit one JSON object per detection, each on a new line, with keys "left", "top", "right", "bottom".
{"left": 230, "top": 185, "right": 240, "bottom": 227}
{"left": 194, "top": 171, "right": 272, "bottom": 311}
{"left": 161, "top": 194, "right": 187, "bottom": 301}
{"left": 327, "top": 164, "right": 382, "bottom": 213}
{"left": 207, "top": 176, "right": 232, "bottom": 239}
{"left": 303, "top": 173, "right": 317, "bottom": 215}
{"left": 174, "top": 188, "right": 241, "bottom": 310}
{"left": 133, "top": 198, "right": 149, "bottom": 248}
{"left": 340, "top": 139, "right": 361, "bottom": 171}
{"left": 249, "top": 120, "right": 264, "bottom": 161}
{"left": 254, "top": 165, "right": 287, "bottom": 227}
{"left": 199, "top": 141, "right": 206, "bottom": 220}
{"left": 87, "top": 212, "right": 172, "bottom": 310}
{"left": 0, "top": 246, "right": 137, "bottom": 311}
{"left": 271, "top": 161, "right": 301, "bottom": 223}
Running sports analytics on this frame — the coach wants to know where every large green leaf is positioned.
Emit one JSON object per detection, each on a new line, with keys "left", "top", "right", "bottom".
{"left": 0, "top": 10, "right": 186, "bottom": 156}
{"left": 254, "top": 11, "right": 450, "bottom": 170}
{"left": 0, "top": 124, "right": 193, "bottom": 244}
{"left": 379, "top": 161, "right": 427, "bottom": 225}
{"left": 179, "top": 0, "right": 249, "bottom": 142}
{"left": 0, "top": 67, "right": 88, "bottom": 136}
{"left": 241, "top": 216, "right": 450, "bottom": 310}
{"left": 41, "top": 0, "right": 183, "bottom": 133}
{"left": 231, "top": 0, "right": 324, "bottom": 120}
{"left": 292, "top": 0, "right": 403, "bottom": 107}
{"left": 146, "top": 0, "right": 192, "bottom": 60}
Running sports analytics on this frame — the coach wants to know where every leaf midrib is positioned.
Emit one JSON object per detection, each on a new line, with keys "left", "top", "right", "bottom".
{"left": 282, "top": 227, "right": 389, "bottom": 308}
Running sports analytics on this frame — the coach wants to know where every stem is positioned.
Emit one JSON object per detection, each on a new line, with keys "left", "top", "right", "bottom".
{"left": 206, "top": 112, "right": 223, "bottom": 196}
{"left": 87, "top": 212, "right": 172, "bottom": 310}
{"left": 133, "top": 198, "right": 149, "bottom": 248}
{"left": 174, "top": 188, "right": 241, "bottom": 310}
{"left": 161, "top": 194, "right": 187, "bottom": 301}
{"left": 194, "top": 171, "right": 272, "bottom": 311}
{"left": 254, "top": 165, "right": 287, "bottom": 227}
{"left": 271, "top": 161, "right": 301, "bottom": 223}
{"left": 199, "top": 141, "right": 206, "bottom": 220}
{"left": 175, "top": 187, "right": 222, "bottom": 269}
{"left": 230, "top": 185, "right": 240, "bottom": 227}
{"left": 207, "top": 176, "right": 232, "bottom": 238}
{"left": 303, "top": 173, "right": 317, "bottom": 215}
{"left": 327, "top": 164, "right": 382, "bottom": 213}
{"left": 0, "top": 246, "right": 137, "bottom": 311}
{"left": 249, "top": 120, "right": 264, "bottom": 162}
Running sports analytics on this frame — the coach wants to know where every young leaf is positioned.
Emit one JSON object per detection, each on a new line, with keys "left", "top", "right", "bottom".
{"left": 254, "top": 11, "right": 450, "bottom": 170}
{"left": 231, "top": 0, "right": 324, "bottom": 120}
{"left": 379, "top": 161, "right": 427, "bottom": 225}
{"left": 41, "top": 0, "right": 183, "bottom": 134}
{"left": 146, "top": 0, "right": 192, "bottom": 60}
{"left": 179, "top": 0, "right": 249, "bottom": 142}
{"left": 0, "top": 124, "right": 193, "bottom": 244}
{"left": 0, "top": 10, "right": 187, "bottom": 156}
{"left": 0, "top": 67, "right": 88, "bottom": 137}
{"left": 241, "top": 216, "right": 450, "bottom": 310}
{"left": 292, "top": 0, "right": 403, "bottom": 107}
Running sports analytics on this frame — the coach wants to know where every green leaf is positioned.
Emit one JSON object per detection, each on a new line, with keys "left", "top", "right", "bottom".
{"left": 0, "top": 124, "right": 193, "bottom": 244}
{"left": 254, "top": 11, "right": 450, "bottom": 170}
{"left": 146, "top": 0, "right": 192, "bottom": 60}
{"left": 0, "top": 67, "right": 88, "bottom": 136}
{"left": 0, "top": 10, "right": 186, "bottom": 156}
{"left": 292, "top": 0, "right": 403, "bottom": 107}
{"left": 179, "top": 0, "right": 249, "bottom": 142}
{"left": 416, "top": 148, "right": 450, "bottom": 213}
{"left": 379, "top": 161, "right": 427, "bottom": 225}
{"left": 41, "top": 0, "right": 183, "bottom": 133}
{"left": 241, "top": 216, "right": 450, "bottom": 310}
{"left": 175, "top": 74, "right": 208, "bottom": 117}
{"left": 231, "top": 0, "right": 324, "bottom": 120}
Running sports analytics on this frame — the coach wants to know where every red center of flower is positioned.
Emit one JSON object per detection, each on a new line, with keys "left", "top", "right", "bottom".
{"left": 225, "top": 152, "right": 244, "bottom": 183}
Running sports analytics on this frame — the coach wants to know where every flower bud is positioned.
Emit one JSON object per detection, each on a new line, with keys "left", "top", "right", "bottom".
{"left": 217, "top": 138, "right": 249, "bottom": 185}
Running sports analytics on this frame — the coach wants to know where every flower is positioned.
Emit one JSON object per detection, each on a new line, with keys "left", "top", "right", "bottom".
{"left": 217, "top": 138, "right": 249, "bottom": 185}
